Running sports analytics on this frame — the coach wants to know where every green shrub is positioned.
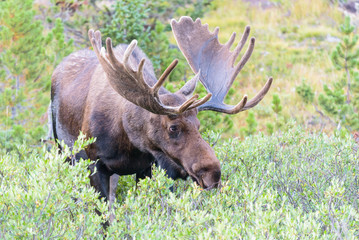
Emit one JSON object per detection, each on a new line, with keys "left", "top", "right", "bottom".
{"left": 296, "top": 79, "right": 315, "bottom": 103}
{"left": 2, "top": 126, "right": 359, "bottom": 238}
{"left": 104, "top": 126, "right": 359, "bottom": 238}
{"left": 240, "top": 111, "right": 258, "bottom": 136}
{"left": 0, "top": 134, "right": 107, "bottom": 238}
{"left": 266, "top": 122, "right": 274, "bottom": 135}
{"left": 271, "top": 93, "right": 283, "bottom": 114}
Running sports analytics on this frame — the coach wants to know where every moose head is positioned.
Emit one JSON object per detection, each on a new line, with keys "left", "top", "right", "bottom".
{"left": 51, "top": 16, "right": 272, "bottom": 200}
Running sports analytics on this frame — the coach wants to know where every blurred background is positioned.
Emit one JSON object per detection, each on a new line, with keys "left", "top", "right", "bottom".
{"left": 1, "top": 0, "right": 359, "bottom": 150}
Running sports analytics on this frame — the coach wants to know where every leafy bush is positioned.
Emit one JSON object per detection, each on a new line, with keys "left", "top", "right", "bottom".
{"left": 107, "top": 125, "right": 359, "bottom": 238}
{"left": 296, "top": 80, "right": 315, "bottom": 104}
{"left": 0, "top": 134, "right": 106, "bottom": 238}
{"left": 240, "top": 111, "right": 258, "bottom": 136}
{"left": 2, "top": 126, "right": 359, "bottom": 238}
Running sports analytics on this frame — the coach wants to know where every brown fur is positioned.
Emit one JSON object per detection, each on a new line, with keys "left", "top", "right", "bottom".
{"left": 51, "top": 44, "right": 221, "bottom": 200}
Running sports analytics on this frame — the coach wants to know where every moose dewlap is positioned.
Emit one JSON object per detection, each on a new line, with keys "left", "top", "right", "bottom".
{"left": 51, "top": 16, "right": 272, "bottom": 203}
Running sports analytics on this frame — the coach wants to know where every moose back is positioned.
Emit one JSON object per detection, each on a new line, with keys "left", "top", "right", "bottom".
{"left": 51, "top": 16, "right": 273, "bottom": 200}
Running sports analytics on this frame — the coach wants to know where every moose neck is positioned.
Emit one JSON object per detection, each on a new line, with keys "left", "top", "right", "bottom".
{"left": 121, "top": 101, "right": 156, "bottom": 152}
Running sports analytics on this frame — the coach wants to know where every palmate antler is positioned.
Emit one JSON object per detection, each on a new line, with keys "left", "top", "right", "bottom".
{"left": 171, "top": 17, "right": 273, "bottom": 114}
{"left": 88, "top": 29, "right": 211, "bottom": 115}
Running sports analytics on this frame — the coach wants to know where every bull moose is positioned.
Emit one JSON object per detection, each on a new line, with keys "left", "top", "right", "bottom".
{"left": 51, "top": 16, "right": 273, "bottom": 203}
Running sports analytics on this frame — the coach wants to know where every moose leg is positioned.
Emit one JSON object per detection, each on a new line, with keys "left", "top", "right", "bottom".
{"left": 136, "top": 166, "right": 152, "bottom": 183}
{"left": 88, "top": 160, "right": 113, "bottom": 200}
{"left": 109, "top": 174, "right": 119, "bottom": 224}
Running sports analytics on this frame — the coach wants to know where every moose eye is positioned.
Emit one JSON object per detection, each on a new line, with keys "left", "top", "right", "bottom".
{"left": 168, "top": 125, "right": 181, "bottom": 138}
{"left": 169, "top": 125, "right": 179, "bottom": 132}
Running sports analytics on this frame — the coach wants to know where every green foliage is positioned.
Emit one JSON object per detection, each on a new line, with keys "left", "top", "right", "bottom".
{"left": 296, "top": 80, "right": 315, "bottom": 103}
{"left": 100, "top": 0, "right": 151, "bottom": 50}
{"left": 175, "top": 0, "right": 213, "bottom": 19}
{"left": 0, "top": 0, "right": 73, "bottom": 151}
{"left": 271, "top": 93, "right": 282, "bottom": 114}
{"left": 266, "top": 122, "right": 274, "bottom": 135}
{"left": 0, "top": 0, "right": 48, "bottom": 150}
{"left": 331, "top": 16, "right": 359, "bottom": 70}
{"left": 145, "top": 22, "right": 188, "bottom": 82}
{"left": 0, "top": 135, "right": 107, "bottom": 238}
{"left": 3, "top": 126, "right": 359, "bottom": 238}
{"left": 268, "top": 93, "right": 287, "bottom": 132}
{"left": 46, "top": 18, "right": 74, "bottom": 66}
{"left": 197, "top": 106, "right": 234, "bottom": 133}
{"left": 240, "top": 111, "right": 257, "bottom": 136}
{"left": 0, "top": 0, "right": 46, "bottom": 81}
{"left": 319, "top": 16, "right": 359, "bottom": 131}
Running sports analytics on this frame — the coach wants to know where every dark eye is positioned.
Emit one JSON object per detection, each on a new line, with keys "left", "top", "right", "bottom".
{"left": 169, "top": 125, "right": 179, "bottom": 133}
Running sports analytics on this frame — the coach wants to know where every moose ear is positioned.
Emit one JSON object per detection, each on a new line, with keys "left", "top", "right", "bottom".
{"left": 176, "top": 70, "right": 201, "bottom": 97}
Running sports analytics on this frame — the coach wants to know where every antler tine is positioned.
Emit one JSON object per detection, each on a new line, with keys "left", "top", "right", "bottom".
{"left": 225, "top": 32, "right": 236, "bottom": 49}
{"left": 106, "top": 38, "right": 121, "bottom": 68}
{"left": 178, "top": 94, "right": 199, "bottom": 113}
{"left": 123, "top": 40, "right": 137, "bottom": 67}
{"left": 152, "top": 59, "right": 178, "bottom": 95}
{"left": 230, "top": 37, "right": 255, "bottom": 85}
{"left": 89, "top": 30, "right": 114, "bottom": 75}
{"left": 93, "top": 30, "right": 102, "bottom": 51}
{"left": 137, "top": 58, "right": 146, "bottom": 77}
{"left": 88, "top": 30, "right": 100, "bottom": 57}
{"left": 227, "top": 95, "right": 248, "bottom": 114}
{"left": 188, "top": 93, "right": 212, "bottom": 110}
{"left": 231, "top": 26, "right": 251, "bottom": 66}
{"left": 242, "top": 77, "right": 273, "bottom": 110}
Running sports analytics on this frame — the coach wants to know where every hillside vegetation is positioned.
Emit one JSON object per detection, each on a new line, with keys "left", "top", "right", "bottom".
{"left": 1, "top": 126, "right": 359, "bottom": 238}
{"left": 1, "top": 0, "right": 359, "bottom": 239}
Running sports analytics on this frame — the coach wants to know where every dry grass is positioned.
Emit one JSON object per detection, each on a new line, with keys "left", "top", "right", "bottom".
{"left": 196, "top": 0, "right": 346, "bottom": 135}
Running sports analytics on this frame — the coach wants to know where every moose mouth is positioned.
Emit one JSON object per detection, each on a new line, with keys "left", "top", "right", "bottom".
{"left": 190, "top": 175, "right": 203, "bottom": 188}
{"left": 189, "top": 175, "right": 221, "bottom": 190}
{"left": 155, "top": 151, "right": 220, "bottom": 190}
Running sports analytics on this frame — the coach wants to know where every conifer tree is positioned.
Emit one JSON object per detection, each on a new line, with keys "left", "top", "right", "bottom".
{"left": 240, "top": 111, "right": 258, "bottom": 136}
{"left": 0, "top": 0, "right": 48, "bottom": 148}
{"left": 318, "top": 16, "right": 359, "bottom": 131}
{"left": 0, "top": 0, "right": 73, "bottom": 150}
{"left": 271, "top": 94, "right": 283, "bottom": 115}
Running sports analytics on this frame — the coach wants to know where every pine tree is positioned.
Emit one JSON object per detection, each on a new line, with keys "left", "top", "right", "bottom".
{"left": 271, "top": 94, "right": 283, "bottom": 114}
{"left": 240, "top": 111, "right": 257, "bottom": 136}
{"left": 271, "top": 93, "right": 286, "bottom": 132}
{"left": 0, "top": 0, "right": 73, "bottom": 150}
{"left": 46, "top": 18, "right": 74, "bottom": 67}
{"left": 0, "top": 0, "right": 48, "bottom": 148}
{"left": 296, "top": 80, "right": 314, "bottom": 104}
{"left": 318, "top": 16, "right": 359, "bottom": 131}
